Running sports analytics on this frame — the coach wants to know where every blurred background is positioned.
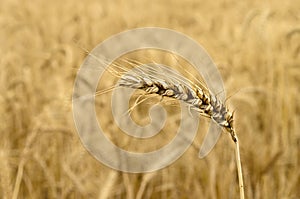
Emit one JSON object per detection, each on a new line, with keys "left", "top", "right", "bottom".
{"left": 0, "top": 0, "right": 299, "bottom": 198}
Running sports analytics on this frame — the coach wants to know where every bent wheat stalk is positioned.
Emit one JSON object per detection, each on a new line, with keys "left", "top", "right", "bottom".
{"left": 78, "top": 45, "right": 244, "bottom": 198}
{"left": 117, "top": 64, "right": 245, "bottom": 199}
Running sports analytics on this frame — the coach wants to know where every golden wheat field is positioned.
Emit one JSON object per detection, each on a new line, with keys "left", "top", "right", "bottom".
{"left": 1, "top": 0, "right": 300, "bottom": 198}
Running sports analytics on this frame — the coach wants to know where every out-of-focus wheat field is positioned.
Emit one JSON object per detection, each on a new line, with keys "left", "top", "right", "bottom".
{"left": 1, "top": 0, "right": 299, "bottom": 198}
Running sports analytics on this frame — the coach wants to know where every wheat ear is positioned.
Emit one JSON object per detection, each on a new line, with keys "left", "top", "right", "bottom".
{"left": 118, "top": 64, "right": 245, "bottom": 199}
{"left": 118, "top": 65, "right": 236, "bottom": 141}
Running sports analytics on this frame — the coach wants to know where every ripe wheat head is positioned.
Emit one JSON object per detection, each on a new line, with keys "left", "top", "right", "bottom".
{"left": 117, "top": 63, "right": 237, "bottom": 142}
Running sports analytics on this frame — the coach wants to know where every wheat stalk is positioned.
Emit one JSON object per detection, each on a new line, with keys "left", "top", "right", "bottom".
{"left": 117, "top": 63, "right": 245, "bottom": 199}
{"left": 80, "top": 47, "right": 245, "bottom": 198}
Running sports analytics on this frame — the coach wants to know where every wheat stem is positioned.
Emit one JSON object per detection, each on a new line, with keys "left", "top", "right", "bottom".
{"left": 98, "top": 59, "right": 245, "bottom": 198}
{"left": 234, "top": 136, "right": 245, "bottom": 199}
